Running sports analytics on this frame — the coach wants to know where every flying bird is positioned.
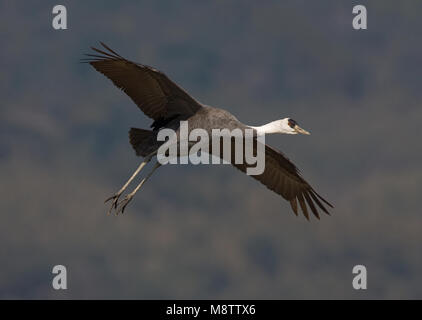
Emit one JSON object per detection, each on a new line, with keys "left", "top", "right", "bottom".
{"left": 82, "top": 43, "right": 333, "bottom": 219}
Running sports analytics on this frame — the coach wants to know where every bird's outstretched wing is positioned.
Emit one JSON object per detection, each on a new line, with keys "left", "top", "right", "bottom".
{"left": 82, "top": 42, "right": 202, "bottom": 124}
{"left": 230, "top": 140, "right": 333, "bottom": 220}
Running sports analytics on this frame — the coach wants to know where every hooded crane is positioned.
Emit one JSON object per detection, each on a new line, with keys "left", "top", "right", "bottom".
{"left": 83, "top": 43, "right": 333, "bottom": 220}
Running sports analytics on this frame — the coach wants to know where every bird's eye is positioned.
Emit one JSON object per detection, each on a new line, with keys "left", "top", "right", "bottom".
{"left": 288, "top": 119, "right": 297, "bottom": 128}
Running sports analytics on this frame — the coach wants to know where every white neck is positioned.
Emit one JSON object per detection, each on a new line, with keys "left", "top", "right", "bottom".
{"left": 250, "top": 121, "right": 282, "bottom": 136}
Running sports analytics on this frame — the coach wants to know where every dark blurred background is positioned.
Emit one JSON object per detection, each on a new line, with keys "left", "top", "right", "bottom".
{"left": 1, "top": 0, "right": 421, "bottom": 299}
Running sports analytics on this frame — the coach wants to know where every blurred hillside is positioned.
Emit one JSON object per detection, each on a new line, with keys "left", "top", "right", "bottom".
{"left": 1, "top": 0, "right": 421, "bottom": 298}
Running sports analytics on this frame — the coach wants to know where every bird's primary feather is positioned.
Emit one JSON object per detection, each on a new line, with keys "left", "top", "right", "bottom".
{"left": 83, "top": 42, "right": 202, "bottom": 122}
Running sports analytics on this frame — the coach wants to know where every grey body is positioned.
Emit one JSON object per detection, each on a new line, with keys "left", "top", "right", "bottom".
{"left": 131, "top": 105, "right": 251, "bottom": 157}
{"left": 185, "top": 105, "right": 249, "bottom": 133}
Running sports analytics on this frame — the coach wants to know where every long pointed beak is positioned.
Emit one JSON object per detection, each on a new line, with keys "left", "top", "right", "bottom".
{"left": 294, "top": 125, "right": 310, "bottom": 135}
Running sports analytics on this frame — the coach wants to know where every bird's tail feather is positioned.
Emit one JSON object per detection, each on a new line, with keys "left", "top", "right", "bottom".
{"left": 129, "top": 128, "right": 157, "bottom": 157}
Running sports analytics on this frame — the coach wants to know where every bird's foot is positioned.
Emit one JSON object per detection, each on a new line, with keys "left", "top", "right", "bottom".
{"left": 115, "top": 194, "right": 134, "bottom": 215}
{"left": 104, "top": 193, "right": 122, "bottom": 215}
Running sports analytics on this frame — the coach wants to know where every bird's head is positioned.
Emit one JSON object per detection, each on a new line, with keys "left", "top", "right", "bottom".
{"left": 277, "top": 118, "right": 310, "bottom": 135}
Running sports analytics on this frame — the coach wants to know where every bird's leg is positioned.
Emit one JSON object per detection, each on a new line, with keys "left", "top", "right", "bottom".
{"left": 105, "top": 151, "right": 156, "bottom": 214}
{"left": 115, "top": 162, "right": 161, "bottom": 215}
